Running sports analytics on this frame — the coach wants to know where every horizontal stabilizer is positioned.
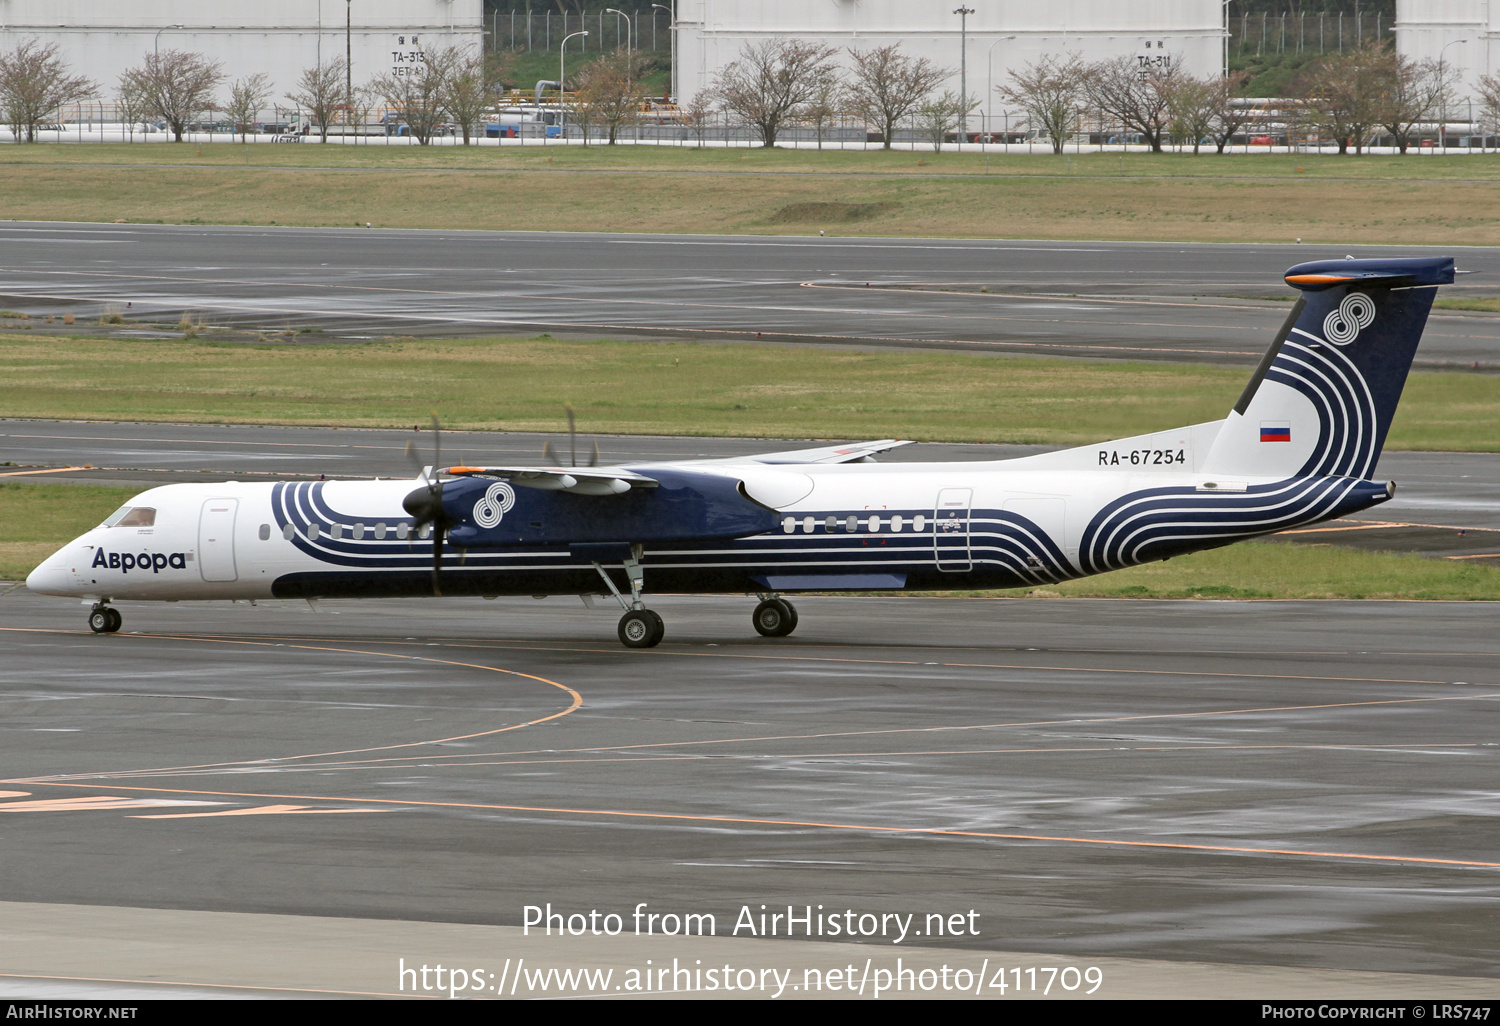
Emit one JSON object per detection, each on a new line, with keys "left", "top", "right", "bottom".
{"left": 444, "top": 466, "right": 657, "bottom": 496}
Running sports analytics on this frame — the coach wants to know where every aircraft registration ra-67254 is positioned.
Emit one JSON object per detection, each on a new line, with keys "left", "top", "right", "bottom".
{"left": 26, "top": 256, "right": 1456, "bottom": 648}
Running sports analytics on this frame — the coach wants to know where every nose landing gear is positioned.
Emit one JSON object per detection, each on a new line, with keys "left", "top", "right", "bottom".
{"left": 88, "top": 603, "right": 122, "bottom": 634}
{"left": 594, "top": 547, "right": 664, "bottom": 648}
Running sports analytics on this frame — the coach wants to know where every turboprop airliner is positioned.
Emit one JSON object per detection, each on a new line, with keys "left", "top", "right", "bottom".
{"left": 27, "top": 256, "right": 1453, "bottom": 648}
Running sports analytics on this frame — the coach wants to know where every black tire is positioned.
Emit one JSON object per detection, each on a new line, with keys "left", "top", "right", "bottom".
{"left": 88, "top": 609, "right": 111, "bottom": 634}
{"left": 753, "top": 598, "right": 797, "bottom": 638}
{"left": 618, "top": 609, "right": 662, "bottom": 649}
{"left": 645, "top": 609, "right": 665, "bottom": 647}
{"left": 104, "top": 608, "right": 122, "bottom": 633}
{"left": 779, "top": 599, "right": 798, "bottom": 634}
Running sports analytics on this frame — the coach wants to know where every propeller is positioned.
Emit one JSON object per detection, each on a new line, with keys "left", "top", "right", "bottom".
{"left": 402, "top": 413, "right": 451, "bottom": 596}
{"left": 542, "top": 404, "right": 599, "bottom": 468}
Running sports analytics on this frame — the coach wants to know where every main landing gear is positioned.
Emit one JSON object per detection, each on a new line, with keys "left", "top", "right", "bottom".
{"left": 594, "top": 547, "right": 665, "bottom": 649}
{"left": 752, "top": 596, "right": 798, "bottom": 638}
{"left": 88, "top": 602, "right": 122, "bottom": 634}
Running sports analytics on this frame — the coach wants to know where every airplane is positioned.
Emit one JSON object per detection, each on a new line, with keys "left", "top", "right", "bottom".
{"left": 25, "top": 255, "right": 1454, "bottom": 648}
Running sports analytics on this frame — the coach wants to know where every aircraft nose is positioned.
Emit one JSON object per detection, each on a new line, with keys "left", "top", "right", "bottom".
{"left": 25, "top": 549, "right": 75, "bottom": 596}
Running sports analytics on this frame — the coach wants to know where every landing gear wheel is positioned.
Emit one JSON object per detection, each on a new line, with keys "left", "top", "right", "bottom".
{"left": 753, "top": 598, "right": 798, "bottom": 637}
{"left": 88, "top": 607, "right": 121, "bottom": 634}
{"left": 618, "top": 609, "right": 664, "bottom": 648}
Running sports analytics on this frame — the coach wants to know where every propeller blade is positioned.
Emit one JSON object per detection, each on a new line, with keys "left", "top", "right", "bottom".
{"left": 543, "top": 440, "right": 559, "bottom": 466}
{"left": 404, "top": 440, "right": 429, "bottom": 483}
{"left": 566, "top": 405, "right": 577, "bottom": 468}
{"left": 429, "top": 412, "right": 442, "bottom": 476}
{"left": 431, "top": 526, "right": 444, "bottom": 596}
{"left": 590, "top": 439, "right": 600, "bottom": 468}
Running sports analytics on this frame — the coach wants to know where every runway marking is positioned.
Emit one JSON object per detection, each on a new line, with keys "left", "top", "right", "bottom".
{"left": 0, "top": 790, "right": 31, "bottom": 798}
{"left": 0, "top": 466, "right": 90, "bottom": 477}
{"left": 132, "top": 803, "right": 386, "bottom": 819}
{"left": 13, "top": 779, "right": 1500, "bottom": 872}
{"left": 176, "top": 741, "right": 1488, "bottom": 776}
{"left": 0, "top": 796, "right": 222, "bottom": 813}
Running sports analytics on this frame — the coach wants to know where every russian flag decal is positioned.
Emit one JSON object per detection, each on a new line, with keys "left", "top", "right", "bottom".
{"left": 1260, "top": 421, "right": 1291, "bottom": 442}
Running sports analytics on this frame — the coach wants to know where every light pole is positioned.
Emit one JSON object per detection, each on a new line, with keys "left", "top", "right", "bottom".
{"left": 986, "top": 35, "right": 1016, "bottom": 146}
{"left": 652, "top": 3, "right": 674, "bottom": 98}
{"left": 605, "top": 8, "right": 631, "bottom": 53}
{"left": 154, "top": 24, "right": 184, "bottom": 57}
{"left": 560, "top": 31, "right": 589, "bottom": 132}
{"left": 605, "top": 7, "right": 632, "bottom": 89}
{"left": 1439, "top": 37, "right": 1468, "bottom": 151}
{"left": 954, "top": 7, "right": 975, "bottom": 138}
{"left": 1222, "top": 0, "right": 1232, "bottom": 78}
{"left": 345, "top": 0, "right": 353, "bottom": 113}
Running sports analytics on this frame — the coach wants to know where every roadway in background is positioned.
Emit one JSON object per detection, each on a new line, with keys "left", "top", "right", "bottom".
{"left": 2, "top": 223, "right": 1499, "bottom": 369}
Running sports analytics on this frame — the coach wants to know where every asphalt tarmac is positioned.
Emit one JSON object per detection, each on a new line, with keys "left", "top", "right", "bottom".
{"left": 2, "top": 222, "right": 1498, "bottom": 369}
{"left": 3, "top": 592, "right": 1500, "bottom": 997}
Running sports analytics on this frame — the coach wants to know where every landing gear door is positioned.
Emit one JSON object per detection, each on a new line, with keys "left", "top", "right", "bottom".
{"left": 934, "top": 488, "right": 973, "bottom": 572}
{"left": 198, "top": 498, "right": 239, "bottom": 582}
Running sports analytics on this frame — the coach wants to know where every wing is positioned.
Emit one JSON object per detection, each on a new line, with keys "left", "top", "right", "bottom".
{"left": 444, "top": 466, "right": 658, "bottom": 496}
{"left": 696, "top": 439, "right": 913, "bottom": 466}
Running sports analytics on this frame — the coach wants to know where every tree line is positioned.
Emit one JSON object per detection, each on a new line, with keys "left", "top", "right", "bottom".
{"left": 3, "top": 33, "right": 1498, "bottom": 152}
{"left": 0, "top": 37, "right": 507, "bottom": 145}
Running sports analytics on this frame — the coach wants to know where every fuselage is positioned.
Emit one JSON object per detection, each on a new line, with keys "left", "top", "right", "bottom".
{"left": 26, "top": 444, "right": 1391, "bottom": 605}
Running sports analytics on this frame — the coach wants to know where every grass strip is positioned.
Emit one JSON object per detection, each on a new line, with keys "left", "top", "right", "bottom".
{"left": 3, "top": 333, "right": 1497, "bottom": 451}
{"left": 3, "top": 146, "right": 1500, "bottom": 244}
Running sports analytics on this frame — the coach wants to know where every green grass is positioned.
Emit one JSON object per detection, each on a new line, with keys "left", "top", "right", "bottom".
{"left": 2, "top": 332, "right": 1497, "bottom": 450}
{"left": 1436, "top": 297, "right": 1500, "bottom": 313}
{"left": 0, "top": 482, "right": 138, "bottom": 581}
{"left": 4, "top": 144, "right": 1500, "bottom": 243}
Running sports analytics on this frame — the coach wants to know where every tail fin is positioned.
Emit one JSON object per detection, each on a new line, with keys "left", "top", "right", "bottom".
{"left": 1200, "top": 256, "right": 1453, "bottom": 480}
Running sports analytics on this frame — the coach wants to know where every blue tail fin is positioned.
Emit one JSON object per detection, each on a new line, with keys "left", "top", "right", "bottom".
{"left": 1201, "top": 256, "right": 1453, "bottom": 480}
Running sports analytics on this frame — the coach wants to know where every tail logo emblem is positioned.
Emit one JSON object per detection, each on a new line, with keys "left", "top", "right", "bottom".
{"left": 1323, "top": 292, "right": 1377, "bottom": 346}
{"left": 472, "top": 481, "right": 517, "bottom": 529}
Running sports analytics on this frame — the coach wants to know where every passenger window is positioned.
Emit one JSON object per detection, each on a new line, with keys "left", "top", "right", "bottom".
{"left": 330, "top": 524, "right": 343, "bottom": 540}
{"left": 375, "top": 522, "right": 387, "bottom": 540}
{"left": 396, "top": 522, "right": 409, "bottom": 540}
{"left": 116, "top": 507, "right": 156, "bottom": 527}
{"left": 259, "top": 523, "right": 271, "bottom": 541}
{"left": 282, "top": 523, "right": 295, "bottom": 540}
{"left": 307, "top": 523, "right": 321, "bottom": 540}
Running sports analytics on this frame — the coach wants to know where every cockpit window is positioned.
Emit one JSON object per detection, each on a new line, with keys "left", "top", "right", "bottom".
{"left": 101, "top": 505, "right": 132, "bottom": 527}
{"left": 114, "top": 507, "right": 156, "bottom": 527}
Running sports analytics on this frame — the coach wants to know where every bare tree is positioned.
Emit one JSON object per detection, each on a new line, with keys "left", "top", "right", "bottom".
{"left": 437, "top": 46, "right": 493, "bottom": 146}
{"left": 575, "top": 50, "right": 639, "bottom": 145}
{"left": 680, "top": 88, "right": 717, "bottom": 148}
{"left": 370, "top": 52, "right": 447, "bottom": 145}
{"left": 714, "top": 37, "right": 839, "bottom": 148}
{"left": 999, "top": 53, "right": 1087, "bottom": 155}
{"left": 801, "top": 68, "right": 844, "bottom": 149}
{"left": 0, "top": 39, "right": 97, "bottom": 143}
{"left": 116, "top": 73, "right": 151, "bottom": 142}
{"left": 846, "top": 44, "right": 948, "bottom": 151}
{"left": 1375, "top": 52, "right": 1444, "bottom": 154}
{"left": 1163, "top": 72, "right": 1217, "bottom": 154}
{"left": 915, "top": 90, "right": 974, "bottom": 152}
{"left": 120, "top": 50, "right": 224, "bottom": 143}
{"left": 224, "top": 73, "right": 271, "bottom": 140}
{"left": 1476, "top": 73, "right": 1500, "bottom": 146}
{"left": 1206, "top": 71, "right": 1253, "bottom": 153}
{"left": 1301, "top": 44, "right": 1387, "bottom": 154}
{"left": 1086, "top": 54, "right": 1179, "bottom": 153}
{"left": 286, "top": 58, "right": 347, "bottom": 142}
